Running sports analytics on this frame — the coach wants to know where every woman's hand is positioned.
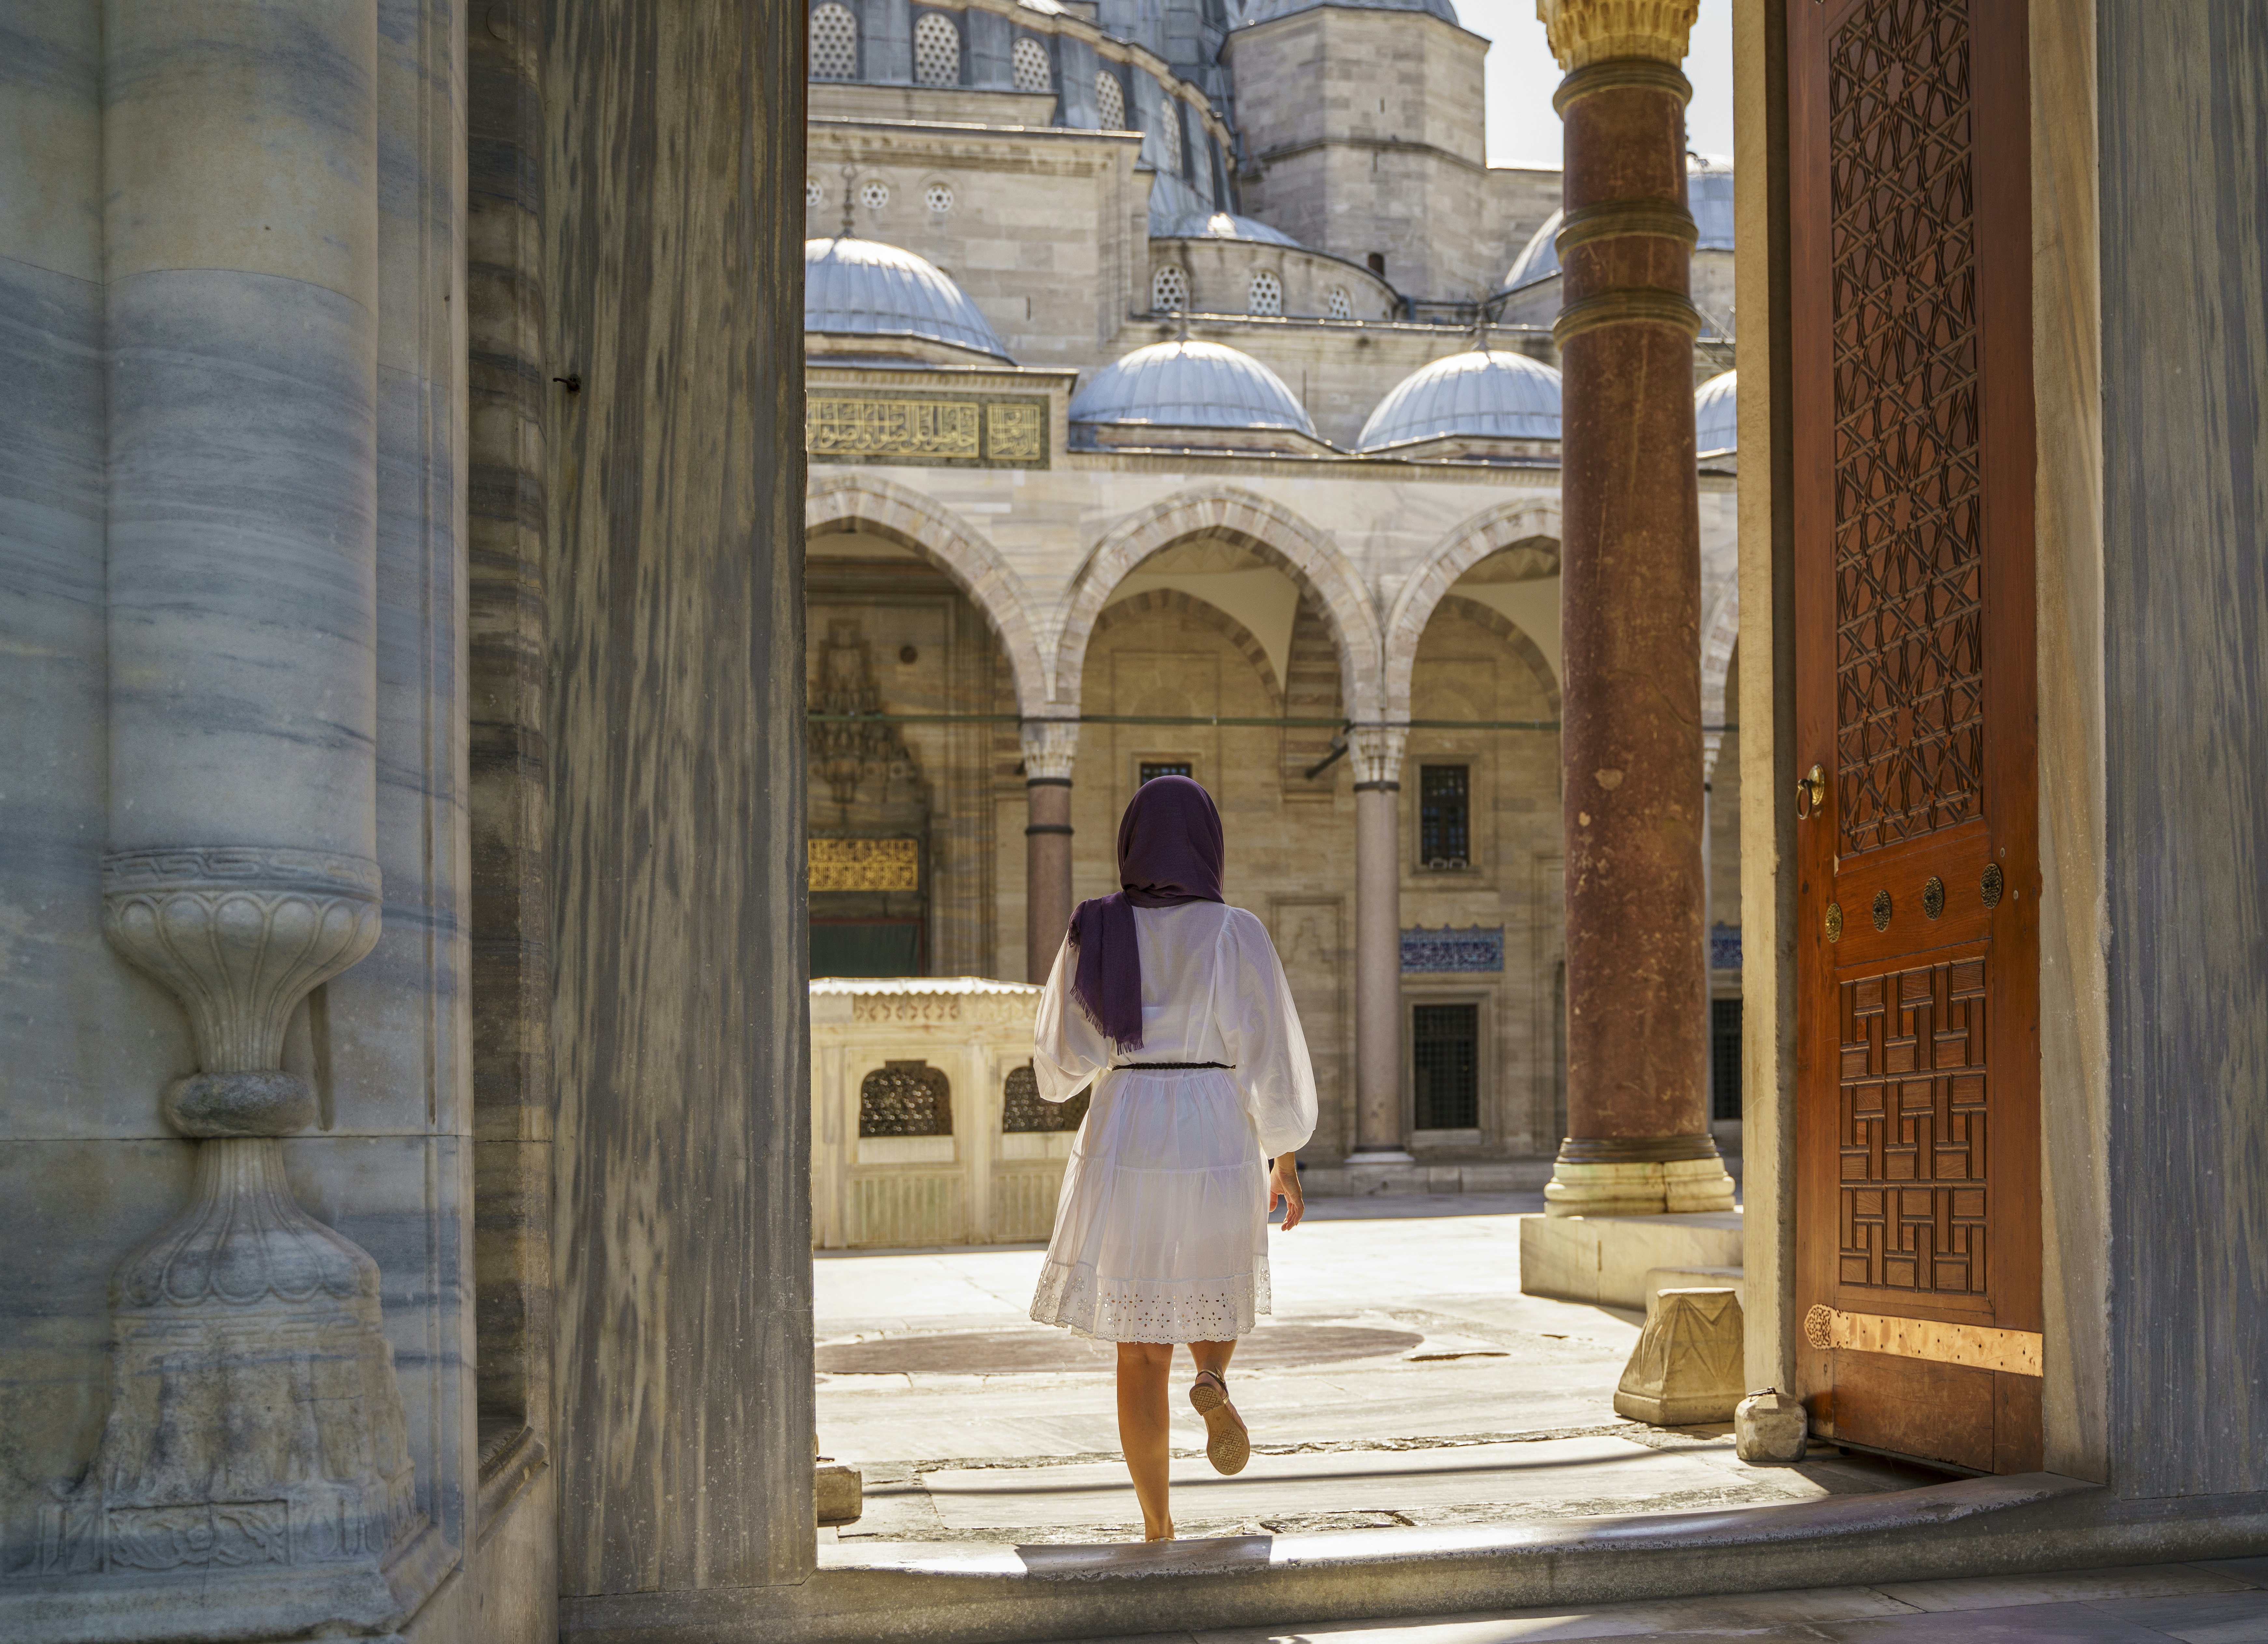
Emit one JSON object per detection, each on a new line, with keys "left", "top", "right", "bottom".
{"left": 1268, "top": 1153, "right": 1305, "bottom": 1231}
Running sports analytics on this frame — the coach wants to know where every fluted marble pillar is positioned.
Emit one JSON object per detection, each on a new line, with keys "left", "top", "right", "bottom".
{"left": 1350, "top": 725, "right": 1412, "bottom": 1161}
{"left": 1541, "top": 0, "right": 1735, "bottom": 1217}
{"left": 57, "top": 0, "right": 421, "bottom": 1623}
{"left": 1023, "top": 719, "right": 1079, "bottom": 980}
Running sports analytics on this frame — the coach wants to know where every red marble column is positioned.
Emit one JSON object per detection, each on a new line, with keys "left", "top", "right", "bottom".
{"left": 1547, "top": 44, "right": 1734, "bottom": 1217}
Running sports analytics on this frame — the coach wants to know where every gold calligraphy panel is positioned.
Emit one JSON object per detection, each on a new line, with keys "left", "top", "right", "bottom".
{"left": 806, "top": 393, "right": 1049, "bottom": 467}
{"left": 809, "top": 837, "right": 920, "bottom": 892}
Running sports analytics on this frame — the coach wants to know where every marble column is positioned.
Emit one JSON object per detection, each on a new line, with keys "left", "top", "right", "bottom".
{"left": 1349, "top": 725, "right": 1412, "bottom": 1161}
{"left": 1542, "top": 0, "right": 1735, "bottom": 1217}
{"left": 1022, "top": 719, "right": 1080, "bottom": 980}
{"left": 66, "top": 0, "right": 422, "bottom": 1624}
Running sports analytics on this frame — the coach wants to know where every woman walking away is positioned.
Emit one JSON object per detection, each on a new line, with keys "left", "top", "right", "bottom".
{"left": 1027, "top": 775, "right": 1318, "bottom": 1542}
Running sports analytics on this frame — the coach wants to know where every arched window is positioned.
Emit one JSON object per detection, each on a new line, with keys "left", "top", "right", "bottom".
{"left": 1326, "top": 285, "right": 1352, "bottom": 320}
{"left": 1152, "top": 264, "right": 1189, "bottom": 312}
{"left": 913, "top": 11, "right": 961, "bottom": 86}
{"left": 1095, "top": 69, "right": 1125, "bottom": 131}
{"left": 1002, "top": 1062, "right": 1090, "bottom": 1132}
{"left": 1157, "top": 100, "right": 1183, "bottom": 175}
{"left": 1012, "top": 36, "right": 1052, "bottom": 93}
{"left": 1248, "top": 269, "right": 1282, "bottom": 316}
{"left": 860, "top": 1060, "right": 952, "bottom": 1137}
{"left": 809, "top": 1, "right": 857, "bottom": 80}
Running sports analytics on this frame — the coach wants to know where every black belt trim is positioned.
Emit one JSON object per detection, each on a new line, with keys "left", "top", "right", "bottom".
{"left": 1112, "top": 1062, "right": 1233, "bottom": 1071}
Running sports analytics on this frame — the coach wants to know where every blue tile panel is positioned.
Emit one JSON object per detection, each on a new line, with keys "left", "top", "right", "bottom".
{"left": 1401, "top": 926, "right": 1504, "bottom": 973}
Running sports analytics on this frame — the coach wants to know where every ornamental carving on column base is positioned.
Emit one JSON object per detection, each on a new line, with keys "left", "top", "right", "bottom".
{"left": 8, "top": 849, "right": 423, "bottom": 1634}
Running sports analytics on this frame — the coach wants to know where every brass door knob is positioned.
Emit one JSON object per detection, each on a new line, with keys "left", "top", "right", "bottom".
{"left": 1794, "top": 764, "right": 1825, "bottom": 820}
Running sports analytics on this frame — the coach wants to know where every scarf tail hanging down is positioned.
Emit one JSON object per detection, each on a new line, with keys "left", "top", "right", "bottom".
{"left": 1067, "top": 775, "right": 1224, "bottom": 1052}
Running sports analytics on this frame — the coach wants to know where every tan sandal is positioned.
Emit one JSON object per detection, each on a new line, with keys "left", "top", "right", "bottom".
{"left": 1189, "top": 1369, "right": 1250, "bottom": 1475}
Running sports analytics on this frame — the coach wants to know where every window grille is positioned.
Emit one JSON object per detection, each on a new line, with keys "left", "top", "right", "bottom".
{"left": 1327, "top": 285, "right": 1352, "bottom": 320}
{"left": 1139, "top": 761, "right": 1192, "bottom": 783}
{"left": 809, "top": 1, "right": 858, "bottom": 80}
{"left": 1012, "top": 36, "right": 1052, "bottom": 93}
{"left": 806, "top": 179, "right": 825, "bottom": 209}
{"left": 1002, "top": 1063, "right": 1090, "bottom": 1133}
{"left": 859, "top": 1059, "right": 952, "bottom": 1137}
{"left": 925, "top": 182, "right": 954, "bottom": 214}
{"left": 1095, "top": 69, "right": 1125, "bottom": 130}
{"left": 1710, "top": 996, "right": 1743, "bottom": 1121}
{"left": 1418, "top": 764, "right": 1469, "bottom": 868}
{"left": 1247, "top": 269, "right": 1282, "bottom": 316}
{"left": 1157, "top": 100, "right": 1183, "bottom": 175}
{"left": 913, "top": 12, "right": 961, "bottom": 86}
{"left": 1151, "top": 264, "right": 1188, "bottom": 312}
{"left": 860, "top": 179, "right": 889, "bottom": 211}
{"left": 1412, "top": 1003, "right": 1479, "bottom": 1130}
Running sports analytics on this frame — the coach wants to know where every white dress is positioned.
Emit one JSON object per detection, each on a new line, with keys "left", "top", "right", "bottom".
{"left": 1027, "top": 901, "right": 1319, "bottom": 1343}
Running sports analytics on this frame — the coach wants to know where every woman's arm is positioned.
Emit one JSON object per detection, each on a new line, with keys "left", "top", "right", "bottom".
{"left": 1268, "top": 1151, "right": 1305, "bottom": 1231}
{"left": 1032, "top": 934, "right": 1106, "bottom": 1100}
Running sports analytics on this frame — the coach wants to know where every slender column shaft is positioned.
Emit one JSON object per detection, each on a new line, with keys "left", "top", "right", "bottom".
{"left": 1542, "top": 0, "right": 1733, "bottom": 1216}
{"left": 1350, "top": 727, "right": 1409, "bottom": 1159}
{"left": 1021, "top": 720, "right": 1078, "bottom": 980}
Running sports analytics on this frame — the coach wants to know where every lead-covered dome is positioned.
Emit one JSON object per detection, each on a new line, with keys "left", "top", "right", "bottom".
{"left": 805, "top": 237, "right": 1013, "bottom": 362}
{"left": 1695, "top": 368, "right": 1737, "bottom": 459}
{"left": 1070, "top": 338, "right": 1317, "bottom": 436}
{"left": 1357, "top": 347, "right": 1561, "bottom": 452}
{"left": 1154, "top": 209, "right": 1302, "bottom": 248}
{"left": 1234, "top": 0, "right": 1458, "bottom": 26}
{"left": 1497, "top": 154, "right": 1736, "bottom": 295}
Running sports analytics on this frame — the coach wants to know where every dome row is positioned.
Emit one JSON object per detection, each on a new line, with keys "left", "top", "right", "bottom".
{"left": 804, "top": 237, "right": 1734, "bottom": 456}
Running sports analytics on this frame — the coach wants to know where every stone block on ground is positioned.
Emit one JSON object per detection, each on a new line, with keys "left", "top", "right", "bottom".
{"left": 1613, "top": 1286, "right": 1745, "bottom": 1427}
{"left": 1736, "top": 1386, "right": 1809, "bottom": 1463}
{"left": 818, "top": 1462, "right": 864, "bottom": 1526}
{"left": 1645, "top": 1264, "right": 1746, "bottom": 1311}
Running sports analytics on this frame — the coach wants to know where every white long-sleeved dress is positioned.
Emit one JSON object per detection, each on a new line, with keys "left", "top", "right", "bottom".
{"left": 1027, "top": 901, "right": 1318, "bottom": 1343}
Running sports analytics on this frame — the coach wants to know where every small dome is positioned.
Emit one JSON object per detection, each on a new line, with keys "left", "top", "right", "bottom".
{"left": 1695, "top": 369, "right": 1737, "bottom": 457}
{"left": 1070, "top": 338, "right": 1317, "bottom": 435}
{"left": 1235, "top": 0, "right": 1458, "bottom": 25}
{"left": 1357, "top": 347, "right": 1561, "bottom": 450}
{"left": 1155, "top": 210, "right": 1303, "bottom": 248}
{"left": 1497, "top": 155, "right": 1736, "bottom": 295}
{"left": 805, "top": 237, "right": 1013, "bottom": 361}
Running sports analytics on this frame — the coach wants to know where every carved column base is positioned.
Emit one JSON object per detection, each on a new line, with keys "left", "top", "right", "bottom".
{"left": 1545, "top": 1139, "right": 1736, "bottom": 1217}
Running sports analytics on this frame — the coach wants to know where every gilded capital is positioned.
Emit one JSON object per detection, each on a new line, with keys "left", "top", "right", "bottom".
{"left": 1536, "top": 0, "right": 1698, "bottom": 69}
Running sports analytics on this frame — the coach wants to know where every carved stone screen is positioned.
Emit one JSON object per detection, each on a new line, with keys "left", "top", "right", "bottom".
{"left": 1838, "top": 959, "right": 1988, "bottom": 1294}
{"left": 860, "top": 1060, "right": 953, "bottom": 1136}
{"left": 1001, "top": 1062, "right": 1089, "bottom": 1133}
{"left": 1828, "top": 0, "right": 1984, "bottom": 856}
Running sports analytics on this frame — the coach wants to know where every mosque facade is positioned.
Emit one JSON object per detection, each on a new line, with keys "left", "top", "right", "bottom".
{"left": 802, "top": 0, "right": 1744, "bottom": 1187}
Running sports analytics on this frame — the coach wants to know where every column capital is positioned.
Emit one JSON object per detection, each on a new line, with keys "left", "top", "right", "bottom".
{"left": 1019, "top": 718, "right": 1079, "bottom": 782}
{"left": 1536, "top": 0, "right": 1697, "bottom": 70}
{"left": 1348, "top": 725, "right": 1407, "bottom": 789}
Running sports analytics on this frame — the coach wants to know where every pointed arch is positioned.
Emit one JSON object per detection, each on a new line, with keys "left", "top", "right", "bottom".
{"left": 1053, "top": 486, "right": 1383, "bottom": 722}
{"left": 1089, "top": 589, "right": 1284, "bottom": 710}
{"left": 1700, "top": 581, "right": 1740, "bottom": 733}
{"left": 806, "top": 473, "right": 1049, "bottom": 716}
{"left": 1384, "top": 498, "right": 1564, "bottom": 721}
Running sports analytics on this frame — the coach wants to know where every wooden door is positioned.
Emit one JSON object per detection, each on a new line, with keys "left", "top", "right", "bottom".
{"left": 1788, "top": 0, "right": 2043, "bottom": 1474}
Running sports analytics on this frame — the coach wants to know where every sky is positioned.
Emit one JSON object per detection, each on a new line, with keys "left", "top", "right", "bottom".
{"left": 1455, "top": 0, "right": 1736, "bottom": 167}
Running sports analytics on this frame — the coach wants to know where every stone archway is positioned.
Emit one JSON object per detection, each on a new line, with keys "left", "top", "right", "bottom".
{"left": 1051, "top": 486, "right": 1383, "bottom": 724}
{"left": 1384, "top": 499, "right": 1565, "bottom": 723}
{"left": 808, "top": 473, "right": 1051, "bottom": 718}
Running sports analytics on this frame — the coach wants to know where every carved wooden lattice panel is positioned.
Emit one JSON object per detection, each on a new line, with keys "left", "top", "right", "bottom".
{"left": 860, "top": 1060, "right": 953, "bottom": 1136}
{"left": 1001, "top": 1062, "right": 1089, "bottom": 1133}
{"left": 1828, "top": 0, "right": 1984, "bottom": 855}
{"left": 1838, "top": 958, "right": 1988, "bottom": 1294}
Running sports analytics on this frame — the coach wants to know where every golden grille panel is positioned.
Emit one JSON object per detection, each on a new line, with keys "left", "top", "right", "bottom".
{"left": 1839, "top": 958, "right": 1989, "bottom": 1294}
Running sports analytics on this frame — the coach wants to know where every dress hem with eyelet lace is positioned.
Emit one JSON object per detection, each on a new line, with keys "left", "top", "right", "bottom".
{"left": 1030, "top": 1258, "right": 1270, "bottom": 1344}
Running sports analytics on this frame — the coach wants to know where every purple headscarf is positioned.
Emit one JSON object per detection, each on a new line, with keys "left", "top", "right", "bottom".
{"left": 1067, "top": 775, "right": 1225, "bottom": 1051}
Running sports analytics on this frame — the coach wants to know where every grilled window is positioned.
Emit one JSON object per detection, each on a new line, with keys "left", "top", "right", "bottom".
{"left": 809, "top": 1, "right": 858, "bottom": 79}
{"left": 924, "top": 182, "right": 954, "bottom": 214}
{"left": 1095, "top": 69, "right": 1126, "bottom": 130}
{"left": 859, "top": 1060, "right": 952, "bottom": 1136}
{"left": 913, "top": 11, "right": 961, "bottom": 86}
{"left": 1326, "top": 285, "right": 1352, "bottom": 320}
{"left": 1419, "top": 764, "right": 1469, "bottom": 868}
{"left": 1157, "top": 99, "right": 1183, "bottom": 174}
{"left": 1710, "top": 996, "right": 1743, "bottom": 1122}
{"left": 1247, "top": 270, "right": 1282, "bottom": 317}
{"left": 1139, "top": 761, "right": 1192, "bottom": 784}
{"left": 1012, "top": 36, "right": 1052, "bottom": 93}
{"left": 1412, "top": 1004, "right": 1479, "bottom": 1130}
{"left": 1152, "top": 264, "right": 1188, "bottom": 313}
{"left": 1002, "top": 1063, "right": 1091, "bottom": 1133}
{"left": 860, "top": 178, "right": 889, "bottom": 211}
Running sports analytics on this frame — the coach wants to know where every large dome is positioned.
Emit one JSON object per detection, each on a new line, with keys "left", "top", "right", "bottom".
{"left": 1357, "top": 347, "right": 1561, "bottom": 451}
{"left": 804, "top": 237, "right": 1012, "bottom": 362}
{"left": 1070, "top": 339, "right": 1317, "bottom": 435}
{"left": 1154, "top": 209, "right": 1302, "bottom": 248}
{"left": 1695, "top": 368, "right": 1737, "bottom": 458}
{"left": 1497, "top": 154, "right": 1736, "bottom": 295}
{"left": 1234, "top": 0, "right": 1458, "bottom": 28}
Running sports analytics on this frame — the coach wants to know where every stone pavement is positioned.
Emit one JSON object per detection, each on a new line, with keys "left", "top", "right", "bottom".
{"left": 1020, "top": 1559, "right": 2268, "bottom": 1644}
{"left": 815, "top": 1193, "right": 1940, "bottom": 1549}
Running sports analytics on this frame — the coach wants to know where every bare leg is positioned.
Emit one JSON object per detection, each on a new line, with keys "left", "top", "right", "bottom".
{"left": 1188, "top": 1338, "right": 1238, "bottom": 1381}
{"left": 1116, "top": 1341, "right": 1175, "bottom": 1539}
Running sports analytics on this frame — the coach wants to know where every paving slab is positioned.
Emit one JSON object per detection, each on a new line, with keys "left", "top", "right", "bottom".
{"left": 2088, "top": 1590, "right": 2268, "bottom": 1643}
{"left": 1805, "top": 1601, "right": 2180, "bottom": 1641}
{"left": 1876, "top": 1566, "right": 2261, "bottom": 1612}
